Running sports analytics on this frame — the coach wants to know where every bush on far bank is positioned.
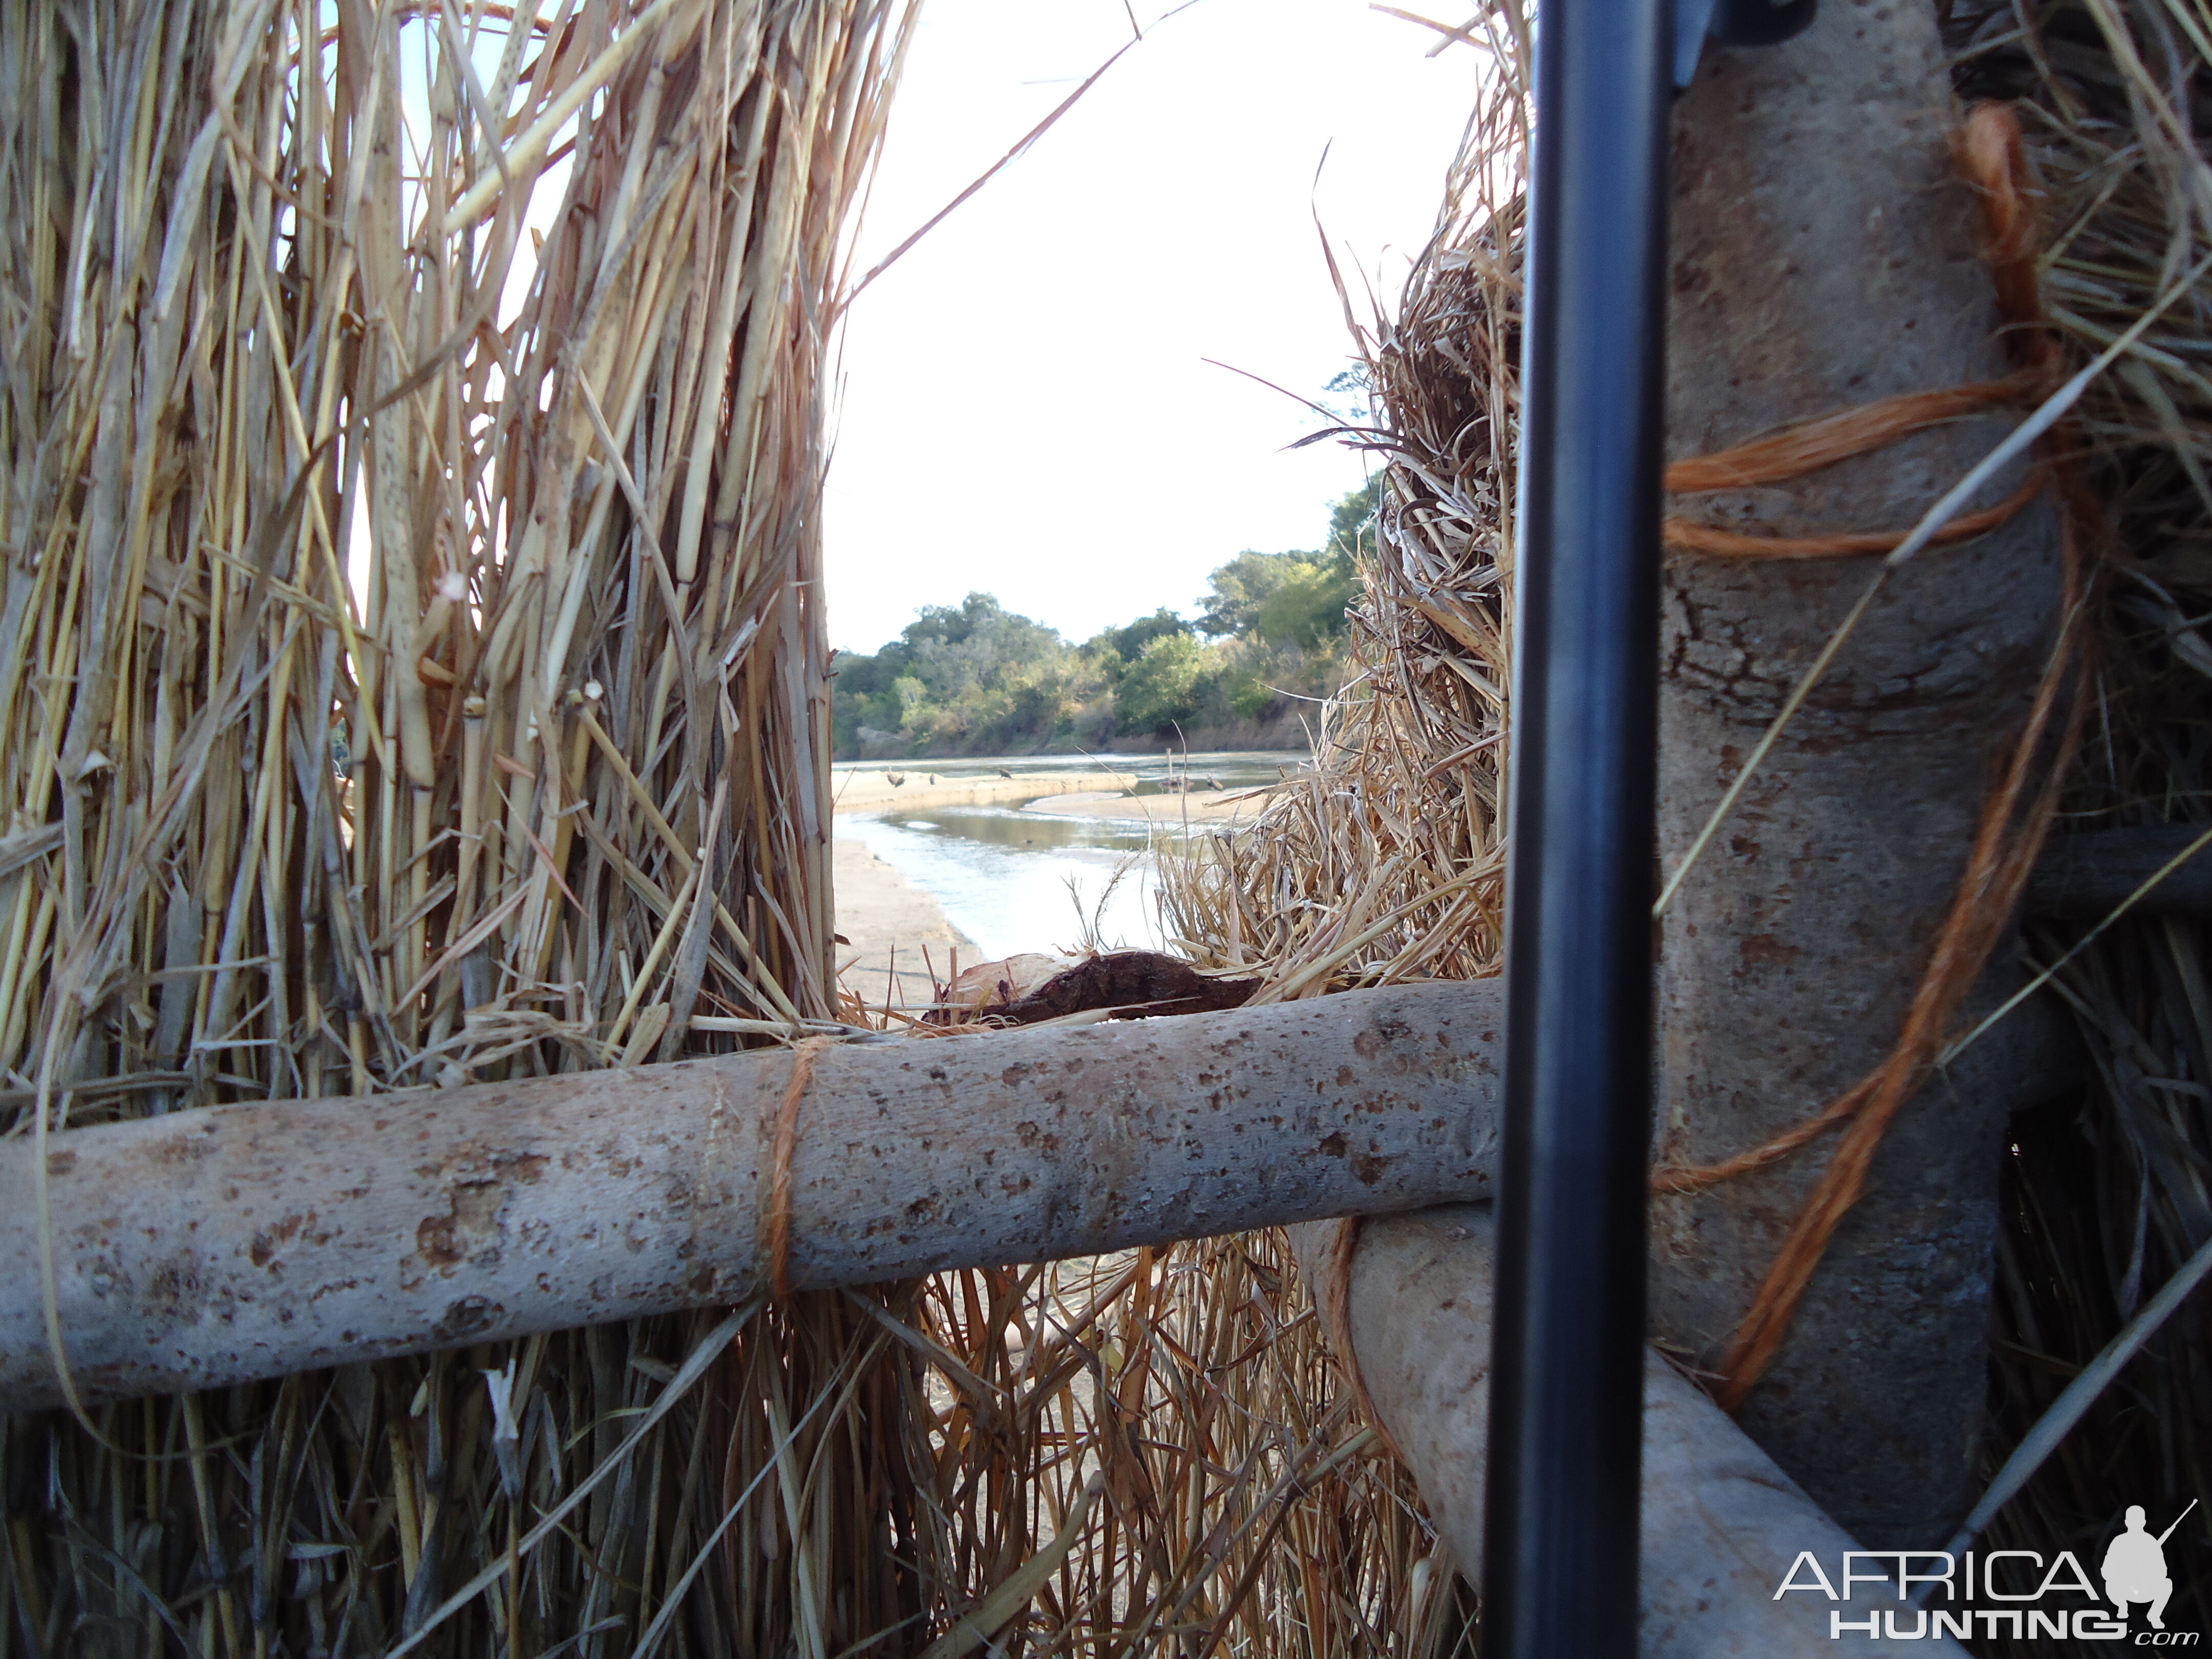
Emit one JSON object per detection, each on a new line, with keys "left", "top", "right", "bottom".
{"left": 831, "top": 483, "right": 1377, "bottom": 759}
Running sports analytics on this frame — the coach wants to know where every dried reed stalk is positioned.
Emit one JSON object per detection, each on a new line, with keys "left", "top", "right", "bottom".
{"left": 882, "top": 1239, "right": 1477, "bottom": 1659}
{"left": 1947, "top": 0, "right": 2212, "bottom": 1639}
{"left": 0, "top": 0, "right": 931, "bottom": 1649}
{"left": 1156, "top": 13, "right": 1528, "bottom": 999}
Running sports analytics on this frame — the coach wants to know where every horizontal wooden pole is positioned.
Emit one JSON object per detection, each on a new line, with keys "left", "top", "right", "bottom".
{"left": 2025, "top": 824, "right": 2212, "bottom": 919}
{"left": 0, "top": 984, "right": 1500, "bottom": 1413}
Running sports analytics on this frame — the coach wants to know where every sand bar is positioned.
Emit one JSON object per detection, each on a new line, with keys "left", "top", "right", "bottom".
{"left": 832, "top": 769, "right": 1133, "bottom": 813}
{"left": 1021, "top": 789, "right": 1273, "bottom": 826}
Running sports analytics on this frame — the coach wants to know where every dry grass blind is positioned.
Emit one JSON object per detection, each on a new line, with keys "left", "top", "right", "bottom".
{"left": 1, "top": 0, "right": 903, "bottom": 1117}
{"left": 0, "top": 0, "right": 926, "bottom": 1650}
{"left": 14, "top": 0, "right": 2204, "bottom": 1651}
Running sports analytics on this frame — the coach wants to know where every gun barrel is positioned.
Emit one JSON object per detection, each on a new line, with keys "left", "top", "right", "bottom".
{"left": 2156, "top": 1498, "right": 2199, "bottom": 1545}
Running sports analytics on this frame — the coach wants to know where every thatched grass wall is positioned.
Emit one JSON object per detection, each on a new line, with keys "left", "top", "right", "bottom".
{"left": 0, "top": 0, "right": 927, "bottom": 1650}
{"left": 0, "top": 3, "right": 1465, "bottom": 1653}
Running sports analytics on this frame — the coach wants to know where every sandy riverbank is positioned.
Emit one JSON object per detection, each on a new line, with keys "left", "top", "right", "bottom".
{"left": 832, "top": 769, "right": 1133, "bottom": 813}
{"left": 1021, "top": 788, "right": 1274, "bottom": 826}
{"left": 831, "top": 833, "right": 980, "bottom": 1007}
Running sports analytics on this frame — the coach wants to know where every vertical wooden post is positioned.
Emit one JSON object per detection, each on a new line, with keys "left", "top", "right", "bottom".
{"left": 1654, "top": 0, "right": 2060, "bottom": 1544}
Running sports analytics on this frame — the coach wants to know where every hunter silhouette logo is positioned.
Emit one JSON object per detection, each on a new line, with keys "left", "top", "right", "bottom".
{"left": 1776, "top": 1497, "right": 2201, "bottom": 1642}
{"left": 2106, "top": 1502, "right": 2195, "bottom": 1632}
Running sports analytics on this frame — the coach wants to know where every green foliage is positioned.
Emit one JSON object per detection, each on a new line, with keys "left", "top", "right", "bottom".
{"left": 1249, "top": 561, "right": 1351, "bottom": 649}
{"left": 832, "top": 593, "right": 1081, "bottom": 756}
{"left": 1194, "top": 550, "right": 1303, "bottom": 639}
{"left": 1195, "top": 478, "right": 1377, "bottom": 644}
{"left": 1114, "top": 633, "right": 1221, "bottom": 735}
{"left": 1093, "top": 608, "right": 1191, "bottom": 663}
{"left": 827, "top": 481, "right": 1381, "bottom": 757}
{"left": 1224, "top": 668, "right": 1277, "bottom": 722}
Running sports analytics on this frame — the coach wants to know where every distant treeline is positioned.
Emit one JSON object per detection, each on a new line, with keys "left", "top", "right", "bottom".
{"left": 831, "top": 482, "right": 1378, "bottom": 759}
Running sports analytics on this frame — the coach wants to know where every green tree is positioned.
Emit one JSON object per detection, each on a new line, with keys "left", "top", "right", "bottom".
{"left": 832, "top": 593, "right": 1078, "bottom": 754}
{"left": 1115, "top": 633, "right": 1219, "bottom": 735}
{"left": 1096, "top": 607, "right": 1190, "bottom": 661}
{"left": 1253, "top": 560, "right": 1356, "bottom": 649}
{"left": 828, "top": 482, "right": 1381, "bottom": 756}
{"left": 1193, "top": 550, "right": 1302, "bottom": 639}
{"left": 1194, "top": 478, "right": 1378, "bottom": 643}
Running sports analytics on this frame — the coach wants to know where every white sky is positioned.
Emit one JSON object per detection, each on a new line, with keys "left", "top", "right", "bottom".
{"left": 823, "top": 0, "right": 1486, "bottom": 654}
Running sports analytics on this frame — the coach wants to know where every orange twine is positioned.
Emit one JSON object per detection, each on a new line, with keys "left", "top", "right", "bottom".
{"left": 1652, "top": 102, "right": 2096, "bottom": 1414}
{"left": 763, "top": 1036, "right": 831, "bottom": 1301}
{"left": 1661, "top": 374, "right": 2047, "bottom": 558}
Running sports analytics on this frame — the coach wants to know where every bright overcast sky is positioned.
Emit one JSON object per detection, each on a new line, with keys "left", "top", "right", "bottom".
{"left": 822, "top": 0, "right": 1486, "bottom": 655}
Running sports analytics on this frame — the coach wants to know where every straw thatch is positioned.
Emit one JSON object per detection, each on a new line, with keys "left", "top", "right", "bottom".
{"left": 1, "top": 0, "right": 927, "bottom": 1649}
{"left": 1945, "top": 0, "right": 2212, "bottom": 1637}
{"left": 879, "top": 1240, "right": 1475, "bottom": 1659}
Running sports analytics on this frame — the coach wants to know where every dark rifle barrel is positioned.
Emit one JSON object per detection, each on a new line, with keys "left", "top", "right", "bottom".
{"left": 1483, "top": 0, "right": 1670, "bottom": 1649}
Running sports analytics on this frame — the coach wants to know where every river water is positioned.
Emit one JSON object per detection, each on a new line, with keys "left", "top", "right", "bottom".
{"left": 832, "top": 752, "right": 1299, "bottom": 961}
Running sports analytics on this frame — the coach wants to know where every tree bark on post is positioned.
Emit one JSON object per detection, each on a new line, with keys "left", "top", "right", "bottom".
{"left": 1654, "top": 0, "right": 2060, "bottom": 1544}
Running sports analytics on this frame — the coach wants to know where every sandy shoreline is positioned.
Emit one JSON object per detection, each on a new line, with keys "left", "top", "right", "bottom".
{"left": 832, "top": 769, "right": 1134, "bottom": 812}
{"left": 831, "top": 833, "right": 980, "bottom": 1008}
{"left": 834, "top": 770, "right": 1278, "bottom": 826}
{"left": 1019, "top": 788, "right": 1273, "bottom": 826}
{"left": 829, "top": 778, "right": 1277, "bottom": 1007}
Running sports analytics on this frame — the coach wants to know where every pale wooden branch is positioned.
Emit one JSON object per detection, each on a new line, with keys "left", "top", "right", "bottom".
{"left": 2, "top": 983, "right": 1500, "bottom": 1412}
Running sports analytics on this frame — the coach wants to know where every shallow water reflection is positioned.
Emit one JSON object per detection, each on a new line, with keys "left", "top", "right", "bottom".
{"left": 834, "top": 751, "right": 1303, "bottom": 962}
{"left": 840, "top": 814, "right": 1153, "bottom": 961}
